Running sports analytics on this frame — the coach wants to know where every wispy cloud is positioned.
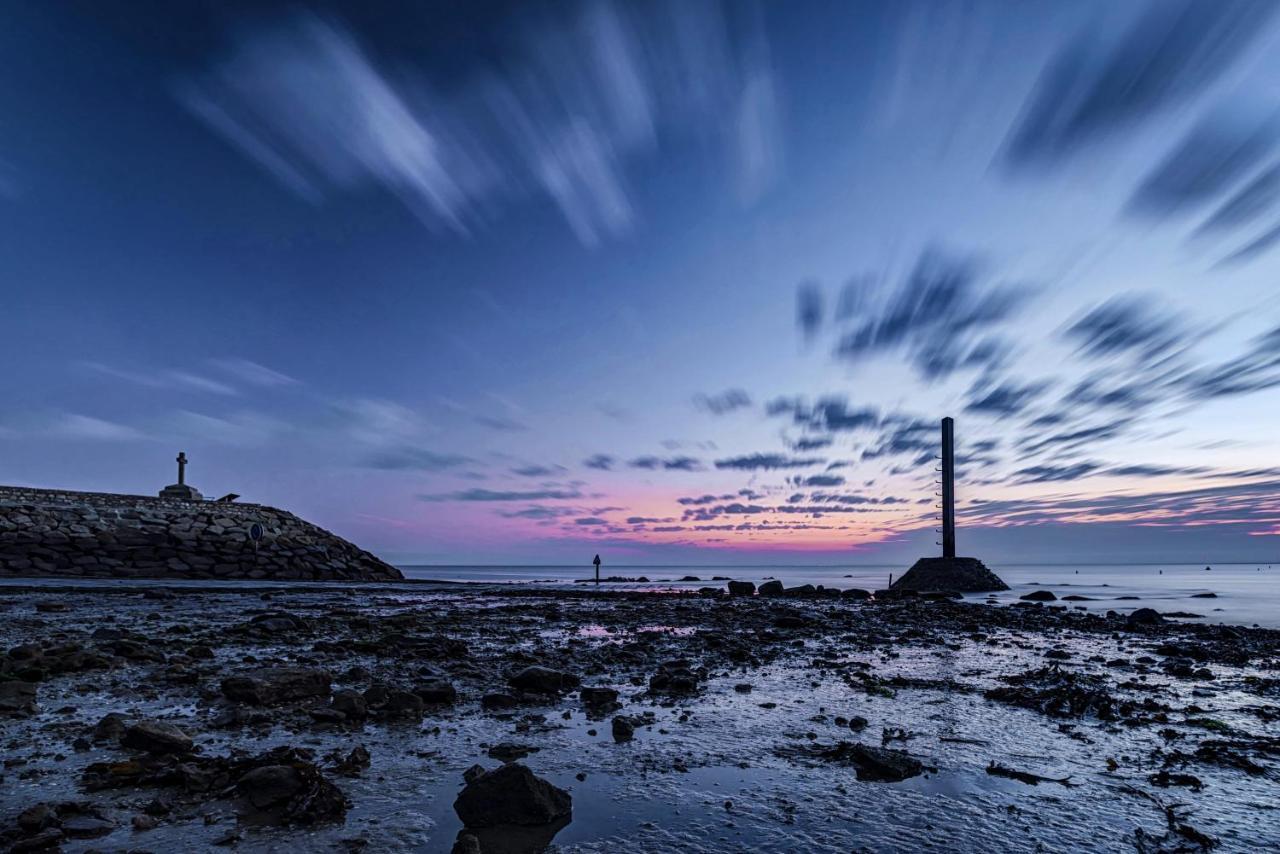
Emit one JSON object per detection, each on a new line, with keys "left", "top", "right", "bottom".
{"left": 178, "top": 3, "right": 780, "bottom": 246}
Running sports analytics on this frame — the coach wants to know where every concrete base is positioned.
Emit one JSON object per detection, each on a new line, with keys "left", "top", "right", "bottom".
{"left": 891, "top": 556, "right": 1009, "bottom": 593}
{"left": 159, "top": 483, "right": 203, "bottom": 501}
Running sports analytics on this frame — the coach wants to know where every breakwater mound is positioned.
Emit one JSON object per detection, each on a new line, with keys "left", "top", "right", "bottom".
{"left": 0, "top": 486, "right": 401, "bottom": 581}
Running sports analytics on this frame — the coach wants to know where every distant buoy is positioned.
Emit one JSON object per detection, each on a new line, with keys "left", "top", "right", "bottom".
{"left": 1205, "top": 566, "right": 1211, "bottom": 571}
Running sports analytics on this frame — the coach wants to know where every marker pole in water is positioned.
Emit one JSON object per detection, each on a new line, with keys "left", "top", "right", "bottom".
{"left": 941, "top": 417, "right": 956, "bottom": 559}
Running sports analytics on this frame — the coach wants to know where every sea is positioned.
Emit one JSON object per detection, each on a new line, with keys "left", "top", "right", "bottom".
{"left": 400, "top": 562, "right": 1280, "bottom": 629}
{"left": 3, "top": 562, "right": 1276, "bottom": 628}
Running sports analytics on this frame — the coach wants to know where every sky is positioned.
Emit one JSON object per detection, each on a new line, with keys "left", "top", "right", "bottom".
{"left": 4, "top": 0, "right": 1280, "bottom": 566}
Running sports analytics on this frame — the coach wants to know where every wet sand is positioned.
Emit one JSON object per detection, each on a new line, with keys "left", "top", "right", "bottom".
{"left": 2, "top": 583, "right": 1277, "bottom": 852}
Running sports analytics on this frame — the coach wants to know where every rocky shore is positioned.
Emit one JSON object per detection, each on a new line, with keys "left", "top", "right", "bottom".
{"left": 2, "top": 580, "right": 1277, "bottom": 852}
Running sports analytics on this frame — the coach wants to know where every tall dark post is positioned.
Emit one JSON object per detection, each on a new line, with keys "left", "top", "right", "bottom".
{"left": 941, "top": 418, "right": 955, "bottom": 559}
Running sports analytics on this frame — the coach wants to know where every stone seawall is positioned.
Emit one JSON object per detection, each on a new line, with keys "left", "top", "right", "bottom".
{"left": 0, "top": 486, "right": 402, "bottom": 581}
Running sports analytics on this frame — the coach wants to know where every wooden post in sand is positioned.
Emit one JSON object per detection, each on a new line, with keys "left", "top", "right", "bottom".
{"left": 593, "top": 554, "right": 601, "bottom": 584}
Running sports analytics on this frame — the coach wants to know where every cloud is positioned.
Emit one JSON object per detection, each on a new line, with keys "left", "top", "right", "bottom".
{"left": 474, "top": 415, "right": 528, "bottom": 432}
{"left": 170, "top": 410, "right": 283, "bottom": 448}
{"left": 364, "top": 447, "right": 471, "bottom": 471}
{"left": 209, "top": 358, "right": 299, "bottom": 387}
{"left": 778, "top": 397, "right": 880, "bottom": 433}
{"left": 81, "top": 362, "right": 237, "bottom": 396}
{"left": 964, "top": 380, "right": 1050, "bottom": 416}
{"left": 713, "top": 453, "right": 824, "bottom": 470}
{"left": 1178, "top": 323, "right": 1280, "bottom": 398}
{"left": 1061, "top": 296, "right": 1186, "bottom": 360}
{"left": 574, "top": 516, "right": 609, "bottom": 526}
{"left": 511, "top": 464, "right": 568, "bottom": 478}
{"left": 693, "top": 389, "right": 751, "bottom": 415}
{"left": 1127, "top": 105, "right": 1280, "bottom": 219}
{"left": 796, "top": 280, "right": 822, "bottom": 339}
{"left": 1194, "top": 163, "right": 1280, "bottom": 237}
{"left": 1011, "top": 462, "right": 1103, "bottom": 483}
{"left": 420, "top": 487, "right": 584, "bottom": 502}
{"left": 498, "top": 505, "right": 581, "bottom": 520}
{"left": 53, "top": 414, "right": 146, "bottom": 442}
{"left": 179, "top": 4, "right": 780, "bottom": 246}
{"left": 796, "top": 474, "right": 845, "bottom": 487}
{"left": 822, "top": 250, "right": 1032, "bottom": 381}
{"left": 790, "top": 437, "right": 833, "bottom": 451}
{"left": 583, "top": 454, "right": 615, "bottom": 471}
{"left": 1003, "top": 0, "right": 1277, "bottom": 166}
{"left": 628, "top": 456, "right": 703, "bottom": 471}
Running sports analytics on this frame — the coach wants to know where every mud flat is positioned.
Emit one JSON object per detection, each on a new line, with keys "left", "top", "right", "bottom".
{"left": 2, "top": 582, "right": 1278, "bottom": 852}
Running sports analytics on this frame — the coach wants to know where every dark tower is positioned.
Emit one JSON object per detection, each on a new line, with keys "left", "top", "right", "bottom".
{"left": 889, "top": 417, "right": 1008, "bottom": 593}
{"left": 941, "top": 416, "right": 955, "bottom": 559}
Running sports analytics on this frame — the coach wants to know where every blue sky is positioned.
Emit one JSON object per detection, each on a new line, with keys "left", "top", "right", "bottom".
{"left": 4, "top": 0, "right": 1280, "bottom": 565}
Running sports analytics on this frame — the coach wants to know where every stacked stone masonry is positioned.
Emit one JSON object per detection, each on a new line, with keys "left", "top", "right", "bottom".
{"left": 0, "top": 486, "right": 402, "bottom": 581}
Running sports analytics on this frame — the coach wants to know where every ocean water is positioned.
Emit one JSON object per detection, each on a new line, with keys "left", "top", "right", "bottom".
{"left": 401, "top": 562, "right": 1280, "bottom": 628}
{"left": 3, "top": 561, "right": 1276, "bottom": 628}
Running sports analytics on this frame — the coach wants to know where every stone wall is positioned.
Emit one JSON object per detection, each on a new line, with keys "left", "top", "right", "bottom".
{"left": 0, "top": 486, "right": 402, "bottom": 581}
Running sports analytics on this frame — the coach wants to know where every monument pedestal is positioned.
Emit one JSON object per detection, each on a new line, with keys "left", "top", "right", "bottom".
{"left": 891, "top": 556, "right": 1008, "bottom": 593}
{"left": 159, "top": 483, "right": 203, "bottom": 501}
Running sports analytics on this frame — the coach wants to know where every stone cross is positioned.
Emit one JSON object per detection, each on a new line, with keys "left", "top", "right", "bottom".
{"left": 176, "top": 452, "right": 187, "bottom": 486}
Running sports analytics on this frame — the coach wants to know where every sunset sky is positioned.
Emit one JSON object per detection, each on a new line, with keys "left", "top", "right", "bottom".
{"left": 4, "top": 0, "right": 1280, "bottom": 565}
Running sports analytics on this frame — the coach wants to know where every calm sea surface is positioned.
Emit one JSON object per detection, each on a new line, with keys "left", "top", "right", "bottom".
{"left": 401, "top": 562, "right": 1280, "bottom": 628}
{"left": 3, "top": 562, "right": 1276, "bottom": 627}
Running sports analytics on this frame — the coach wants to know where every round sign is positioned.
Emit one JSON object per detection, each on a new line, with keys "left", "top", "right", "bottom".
{"left": 249, "top": 523, "right": 264, "bottom": 542}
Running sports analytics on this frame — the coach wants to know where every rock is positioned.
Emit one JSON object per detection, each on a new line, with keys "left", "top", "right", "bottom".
{"left": 331, "top": 745, "right": 371, "bottom": 777}
{"left": 463, "top": 764, "right": 488, "bottom": 784}
{"left": 579, "top": 686, "right": 619, "bottom": 707}
{"left": 611, "top": 715, "right": 636, "bottom": 742}
{"left": 1191, "top": 592, "right": 1217, "bottom": 599}
{"left": 840, "top": 588, "right": 871, "bottom": 600}
{"left": 414, "top": 676, "right": 457, "bottom": 704}
{"left": 453, "top": 763, "right": 572, "bottom": 828}
{"left": 0, "top": 680, "right": 37, "bottom": 715}
{"left": 1126, "top": 608, "right": 1164, "bottom": 627}
{"left": 482, "top": 692, "right": 518, "bottom": 711}
{"left": 848, "top": 715, "right": 869, "bottom": 731}
{"left": 331, "top": 689, "right": 368, "bottom": 720}
{"left": 381, "top": 689, "right": 425, "bottom": 717}
{"left": 221, "top": 667, "right": 332, "bottom": 705}
{"left": 91, "top": 713, "right": 127, "bottom": 744}
{"left": 891, "top": 556, "right": 1009, "bottom": 592}
{"left": 122, "top": 720, "right": 194, "bottom": 755}
{"left": 9, "top": 828, "right": 64, "bottom": 852}
{"left": 60, "top": 814, "right": 115, "bottom": 839}
{"left": 239, "top": 765, "right": 305, "bottom": 809}
{"left": 452, "top": 831, "right": 482, "bottom": 854}
{"left": 132, "top": 814, "right": 159, "bottom": 831}
{"left": 508, "top": 666, "right": 579, "bottom": 694}
{"left": 488, "top": 742, "right": 539, "bottom": 761}
{"left": 16, "top": 804, "right": 56, "bottom": 833}
{"left": 727, "top": 580, "right": 756, "bottom": 596}
{"left": 1020, "top": 590, "right": 1057, "bottom": 602}
{"left": 649, "top": 661, "right": 700, "bottom": 694}
{"left": 781, "top": 584, "right": 817, "bottom": 597}
{"left": 757, "top": 580, "right": 784, "bottom": 597}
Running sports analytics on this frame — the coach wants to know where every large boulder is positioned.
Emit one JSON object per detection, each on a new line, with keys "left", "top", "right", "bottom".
{"left": 221, "top": 667, "right": 332, "bottom": 705}
{"left": 122, "top": 720, "right": 194, "bottom": 754}
{"left": 757, "top": 580, "right": 784, "bottom": 597}
{"left": 508, "top": 666, "right": 579, "bottom": 695}
{"left": 726, "top": 580, "right": 756, "bottom": 596}
{"left": 0, "top": 680, "right": 37, "bottom": 716}
{"left": 453, "top": 763, "right": 572, "bottom": 828}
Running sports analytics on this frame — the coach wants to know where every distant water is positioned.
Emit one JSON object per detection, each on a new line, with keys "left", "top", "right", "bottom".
{"left": 401, "top": 562, "right": 1280, "bottom": 628}
{"left": 3, "top": 561, "right": 1275, "bottom": 628}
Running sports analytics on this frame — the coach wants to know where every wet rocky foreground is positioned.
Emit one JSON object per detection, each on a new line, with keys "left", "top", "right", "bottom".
{"left": 1, "top": 582, "right": 1278, "bottom": 853}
